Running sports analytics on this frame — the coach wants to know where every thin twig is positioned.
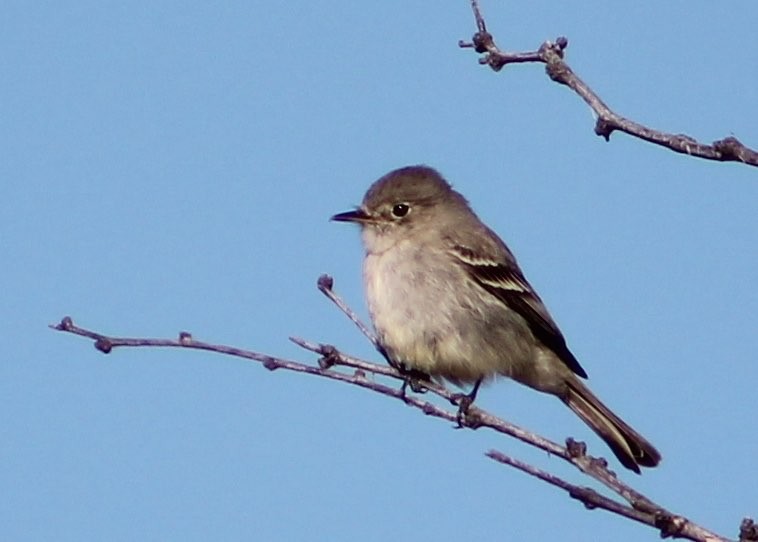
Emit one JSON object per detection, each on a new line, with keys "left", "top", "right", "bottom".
{"left": 51, "top": 313, "right": 731, "bottom": 541}
{"left": 317, "top": 274, "right": 378, "bottom": 346}
{"left": 459, "top": 0, "right": 758, "bottom": 167}
{"left": 486, "top": 449, "right": 728, "bottom": 541}
{"left": 486, "top": 449, "right": 653, "bottom": 525}
{"left": 48, "top": 313, "right": 613, "bottom": 484}
{"left": 50, "top": 274, "right": 743, "bottom": 541}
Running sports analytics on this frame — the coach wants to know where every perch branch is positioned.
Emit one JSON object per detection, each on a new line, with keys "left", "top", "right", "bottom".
{"left": 51, "top": 273, "right": 742, "bottom": 541}
{"left": 459, "top": 0, "right": 758, "bottom": 167}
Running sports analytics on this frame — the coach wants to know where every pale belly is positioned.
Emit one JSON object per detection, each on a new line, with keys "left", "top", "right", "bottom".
{"left": 363, "top": 244, "right": 541, "bottom": 385}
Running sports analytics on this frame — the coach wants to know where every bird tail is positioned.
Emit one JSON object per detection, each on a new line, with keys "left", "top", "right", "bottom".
{"left": 562, "top": 378, "right": 661, "bottom": 473}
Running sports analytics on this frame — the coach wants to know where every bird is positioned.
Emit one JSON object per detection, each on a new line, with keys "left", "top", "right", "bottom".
{"left": 331, "top": 165, "right": 661, "bottom": 473}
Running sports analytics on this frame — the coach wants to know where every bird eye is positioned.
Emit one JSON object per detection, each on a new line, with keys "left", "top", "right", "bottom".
{"left": 391, "top": 203, "right": 410, "bottom": 218}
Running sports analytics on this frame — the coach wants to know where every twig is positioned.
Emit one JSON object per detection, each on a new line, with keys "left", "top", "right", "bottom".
{"left": 316, "top": 274, "right": 378, "bottom": 346}
{"left": 459, "top": 0, "right": 758, "bottom": 167}
{"left": 486, "top": 449, "right": 728, "bottom": 541}
{"left": 486, "top": 449, "right": 654, "bottom": 525}
{"left": 50, "top": 274, "right": 745, "bottom": 541}
{"left": 47, "top": 313, "right": 606, "bottom": 481}
{"left": 49, "top": 317, "right": 434, "bottom": 409}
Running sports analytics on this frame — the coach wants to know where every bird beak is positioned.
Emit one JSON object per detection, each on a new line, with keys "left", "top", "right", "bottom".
{"left": 330, "top": 208, "right": 371, "bottom": 223}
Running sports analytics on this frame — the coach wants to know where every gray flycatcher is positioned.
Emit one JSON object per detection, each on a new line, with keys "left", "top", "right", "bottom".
{"left": 332, "top": 165, "right": 661, "bottom": 473}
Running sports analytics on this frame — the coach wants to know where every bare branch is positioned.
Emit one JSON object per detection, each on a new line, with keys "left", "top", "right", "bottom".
{"left": 486, "top": 449, "right": 654, "bottom": 526}
{"left": 316, "top": 274, "right": 378, "bottom": 346}
{"left": 459, "top": 1, "right": 758, "bottom": 167}
{"left": 51, "top": 274, "right": 747, "bottom": 541}
{"left": 487, "top": 448, "right": 730, "bottom": 541}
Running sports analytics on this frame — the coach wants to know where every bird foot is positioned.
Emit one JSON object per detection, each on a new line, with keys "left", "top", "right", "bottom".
{"left": 451, "top": 379, "right": 483, "bottom": 428}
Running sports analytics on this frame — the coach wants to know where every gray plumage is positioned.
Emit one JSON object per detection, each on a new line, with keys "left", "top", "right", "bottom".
{"left": 332, "top": 165, "right": 661, "bottom": 473}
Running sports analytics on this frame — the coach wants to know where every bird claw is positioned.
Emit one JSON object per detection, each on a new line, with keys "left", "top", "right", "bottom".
{"left": 451, "top": 379, "right": 483, "bottom": 428}
{"left": 399, "top": 375, "right": 429, "bottom": 402}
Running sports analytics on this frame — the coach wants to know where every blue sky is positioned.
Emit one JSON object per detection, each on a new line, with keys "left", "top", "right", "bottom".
{"left": 3, "top": 2, "right": 757, "bottom": 541}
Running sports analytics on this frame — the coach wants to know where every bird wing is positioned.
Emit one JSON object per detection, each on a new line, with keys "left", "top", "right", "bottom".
{"left": 449, "top": 244, "right": 588, "bottom": 379}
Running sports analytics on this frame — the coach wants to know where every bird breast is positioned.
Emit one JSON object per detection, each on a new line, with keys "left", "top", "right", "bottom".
{"left": 363, "top": 240, "right": 537, "bottom": 384}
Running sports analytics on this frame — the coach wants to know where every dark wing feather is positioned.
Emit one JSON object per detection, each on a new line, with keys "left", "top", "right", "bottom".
{"left": 450, "top": 245, "right": 588, "bottom": 379}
